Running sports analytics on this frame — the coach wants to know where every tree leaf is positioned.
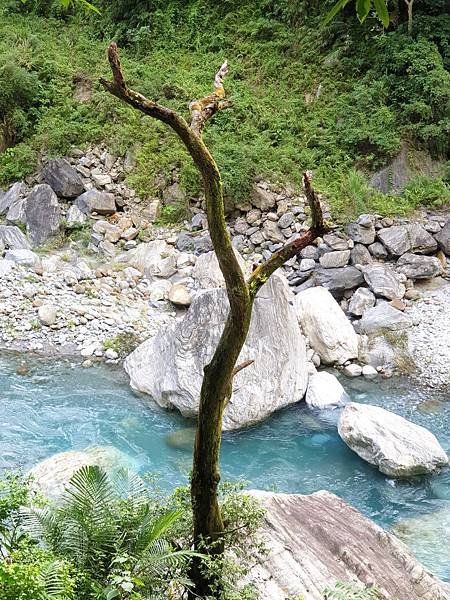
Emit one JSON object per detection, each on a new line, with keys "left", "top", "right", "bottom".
{"left": 356, "top": 0, "right": 371, "bottom": 23}
{"left": 322, "top": 0, "right": 351, "bottom": 26}
{"left": 373, "top": 0, "right": 389, "bottom": 27}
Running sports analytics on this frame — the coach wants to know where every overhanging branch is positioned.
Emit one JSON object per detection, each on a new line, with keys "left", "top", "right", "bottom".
{"left": 189, "top": 60, "right": 232, "bottom": 136}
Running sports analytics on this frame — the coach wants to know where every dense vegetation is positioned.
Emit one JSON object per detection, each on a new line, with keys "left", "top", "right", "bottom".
{"left": 0, "top": 0, "right": 449, "bottom": 218}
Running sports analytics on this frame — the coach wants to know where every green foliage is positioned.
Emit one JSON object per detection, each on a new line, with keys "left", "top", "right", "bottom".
{"left": 323, "top": 581, "right": 381, "bottom": 599}
{"left": 324, "top": 0, "right": 389, "bottom": 28}
{"left": 102, "top": 332, "right": 142, "bottom": 357}
{"left": 402, "top": 175, "right": 450, "bottom": 209}
{"left": 0, "top": 0, "right": 448, "bottom": 220}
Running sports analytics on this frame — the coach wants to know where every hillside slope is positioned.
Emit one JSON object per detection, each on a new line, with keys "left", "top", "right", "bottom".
{"left": 0, "top": 0, "right": 449, "bottom": 220}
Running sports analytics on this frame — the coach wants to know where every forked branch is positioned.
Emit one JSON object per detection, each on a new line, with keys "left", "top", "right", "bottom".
{"left": 189, "top": 60, "right": 233, "bottom": 135}
{"left": 247, "top": 171, "right": 329, "bottom": 299}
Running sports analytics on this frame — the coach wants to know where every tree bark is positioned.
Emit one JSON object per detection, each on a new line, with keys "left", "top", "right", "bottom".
{"left": 100, "top": 43, "right": 329, "bottom": 597}
{"left": 403, "top": 0, "right": 414, "bottom": 34}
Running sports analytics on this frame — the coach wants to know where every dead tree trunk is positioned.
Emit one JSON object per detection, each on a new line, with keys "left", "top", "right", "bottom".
{"left": 100, "top": 43, "right": 328, "bottom": 597}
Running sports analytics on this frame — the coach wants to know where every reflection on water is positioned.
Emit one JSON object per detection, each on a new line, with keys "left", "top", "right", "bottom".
{"left": 0, "top": 353, "right": 448, "bottom": 580}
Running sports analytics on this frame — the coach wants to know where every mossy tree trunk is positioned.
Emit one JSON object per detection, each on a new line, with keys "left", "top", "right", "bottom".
{"left": 100, "top": 43, "right": 328, "bottom": 597}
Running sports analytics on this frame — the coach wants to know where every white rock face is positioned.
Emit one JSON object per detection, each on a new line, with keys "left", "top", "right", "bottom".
{"left": 338, "top": 402, "right": 448, "bottom": 477}
{"left": 294, "top": 287, "right": 358, "bottom": 365}
{"left": 29, "top": 447, "right": 133, "bottom": 499}
{"left": 245, "top": 490, "right": 450, "bottom": 600}
{"left": 305, "top": 372, "right": 348, "bottom": 408}
{"left": 125, "top": 273, "right": 308, "bottom": 430}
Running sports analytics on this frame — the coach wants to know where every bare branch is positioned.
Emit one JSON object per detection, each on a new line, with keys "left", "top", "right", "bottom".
{"left": 232, "top": 359, "right": 254, "bottom": 377}
{"left": 247, "top": 171, "right": 329, "bottom": 299}
{"left": 189, "top": 60, "right": 232, "bottom": 136}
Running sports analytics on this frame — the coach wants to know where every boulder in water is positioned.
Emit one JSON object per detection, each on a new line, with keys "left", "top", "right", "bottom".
{"left": 305, "top": 372, "right": 348, "bottom": 409}
{"left": 338, "top": 402, "right": 448, "bottom": 477}
{"left": 125, "top": 273, "right": 308, "bottom": 430}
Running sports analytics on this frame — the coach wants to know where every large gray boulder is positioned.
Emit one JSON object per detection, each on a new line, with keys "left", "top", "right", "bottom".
{"left": 29, "top": 447, "right": 133, "bottom": 499}
{"left": 246, "top": 490, "right": 450, "bottom": 600}
{"left": 310, "top": 266, "right": 364, "bottom": 298}
{"left": 6, "top": 198, "right": 27, "bottom": 225}
{"left": 42, "top": 158, "right": 85, "bottom": 198}
{"left": 0, "top": 182, "right": 24, "bottom": 215}
{"left": 0, "top": 224, "right": 31, "bottom": 250}
{"left": 318, "top": 250, "right": 350, "bottom": 268}
{"left": 396, "top": 253, "right": 442, "bottom": 280}
{"left": 294, "top": 286, "right": 358, "bottom": 365}
{"left": 355, "top": 302, "right": 412, "bottom": 334}
{"left": 435, "top": 220, "right": 450, "bottom": 255}
{"left": 75, "top": 189, "right": 116, "bottom": 215}
{"left": 362, "top": 263, "right": 405, "bottom": 300}
{"left": 25, "top": 184, "right": 62, "bottom": 246}
{"left": 338, "top": 402, "right": 448, "bottom": 477}
{"left": 407, "top": 223, "right": 438, "bottom": 254}
{"left": 125, "top": 273, "right": 308, "bottom": 430}
{"left": 4, "top": 248, "right": 42, "bottom": 270}
{"left": 377, "top": 225, "right": 411, "bottom": 256}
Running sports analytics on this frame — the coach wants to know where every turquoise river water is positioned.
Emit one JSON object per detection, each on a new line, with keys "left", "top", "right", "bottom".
{"left": 0, "top": 352, "right": 449, "bottom": 580}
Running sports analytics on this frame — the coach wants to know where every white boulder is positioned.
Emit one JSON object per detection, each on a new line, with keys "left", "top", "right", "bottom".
{"left": 305, "top": 372, "right": 348, "bottom": 408}
{"left": 125, "top": 273, "right": 308, "bottom": 430}
{"left": 338, "top": 402, "right": 448, "bottom": 477}
{"left": 294, "top": 287, "right": 358, "bottom": 365}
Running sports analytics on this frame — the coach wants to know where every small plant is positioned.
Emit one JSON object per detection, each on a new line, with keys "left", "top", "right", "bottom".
{"left": 30, "top": 319, "right": 42, "bottom": 331}
{"left": 323, "top": 581, "right": 381, "bottom": 599}
{"left": 102, "top": 331, "right": 142, "bottom": 357}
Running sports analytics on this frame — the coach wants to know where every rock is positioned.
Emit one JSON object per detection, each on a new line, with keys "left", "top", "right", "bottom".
{"left": 66, "top": 204, "right": 87, "bottom": 228}
{"left": 42, "top": 158, "right": 85, "bottom": 198}
{"left": 165, "top": 428, "right": 196, "bottom": 451}
{"left": 246, "top": 490, "right": 450, "bottom": 600}
{"left": 300, "top": 245, "right": 319, "bottom": 260}
{"left": 176, "top": 232, "right": 213, "bottom": 255}
{"left": 262, "top": 220, "right": 284, "bottom": 243}
{"left": 4, "top": 249, "right": 42, "bottom": 270}
{"left": 148, "top": 280, "right": 172, "bottom": 301}
{"left": 348, "top": 287, "right": 376, "bottom": 317}
{"left": 0, "top": 224, "right": 31, "bottom": 250}
{"left": 310, "top": 266, "right": 364, "bottom": 298}
{"left": 38, "top": 304, "right": 58, "bottom": 326}
{"left": 361, "top": 364, "right": 378, "bottom": 379}
{"left": 0, "top": 259, "right": 13, "bottom": 276}
{"left": 121, "top": 227, "right": 138, "bottom": 241}
{"left": 377, "top": 226, "right": 411, "bottom": 256}
{"left": 124, "top": 273, "right": 308, "bottom": 430}
{"left": 168, "top": 283, "right": 191, "bottom": 306}
{"left": 343, "top": 363, "right": 362, "bottom": 377}
{"left": 24, "top": 184, "right": 62, "bottom": 247}
{"left": 346, "top": 215, "right": 376, "bottom": 245}
{"left": 192, "top": 249, "right": 250, "bottom": 289}
{"left": 29, "top": 447, "right": 133, "bottom": 499}
{"left": 338, "top": 402, "right": 448, "bottom": 477}
{"left": 368, "top": 241, "right": 388, "bottom": 259}
{"left": 369, "top": 148, "right": 412, "bottom": 194}
{"left": 407, "top": 223, "right": 437, "bottom": 254}
{"left": 278, "top": 212, "right": 295, "bottom": 229}
{"left": 305, "top": 372, "right": 348, "bottom": 408}
{"left": 0, "top": 182, "right": 24, "bottom": 215}
{"left": 299, "top": 258, "right": 316, "bottom": 271}
{"left": 396, "top": 253, "right": 442, "bottom": 280}
{"left": 323, "top": 234, "right": 348, "bottom": 251}
{"left": 6, "top": 198, "right": 27, "bottom": 225}
{"left": 91, "top": 171, "right": 112, "bottom": 187}
{"left": 435, "top": 220, "right": 450, "bottom": 255}
{"left": 123, "top": 240, "right": 179, "bottom": 279}
{"left": 105, "top": 348, "right": 119, "bottom": 360}
{"left": 350, "top": 244, "right": 372, "bottom": 266}
{"left": 362, "top": 263, "right": 405, "bottom": 300}
{"left": 319, "top": 250, "right": 350, "bottom": 268}
{"left": 75, "top": 189, "right": 116, "bottom": 215}
{"left": 355, "top": 302, "right": 412, "bottom": 334}
{"left": 294, "top": 287, "right": 358, "bottom": 365}
{"left": 251, "top": 184, "right": 276, "bottom": 211}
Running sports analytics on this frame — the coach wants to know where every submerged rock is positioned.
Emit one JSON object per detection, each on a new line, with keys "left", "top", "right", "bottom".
{"left": 125, "top": 273, "right": 308, "bottom": 430}
{"left": 165, "top": 428, "right": 196, "bottom": 451}
{"left": 338, "top": 402, "right": 448, "bottom": 477}
{"left": 246, "top": 490, "right": 450, "bottom": 600}
{"left": 294, "top": 287, "right": 358, "bottom": 365}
